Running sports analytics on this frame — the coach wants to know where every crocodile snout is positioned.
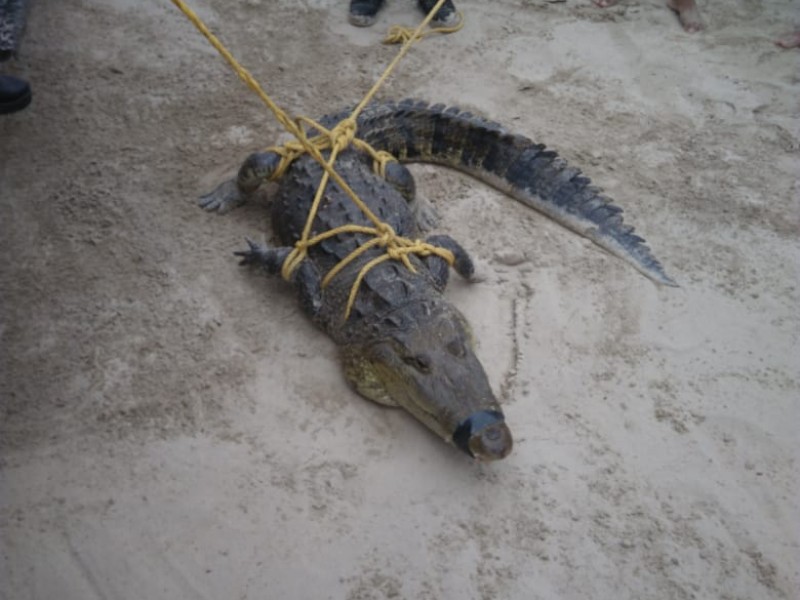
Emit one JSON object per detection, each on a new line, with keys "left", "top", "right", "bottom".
{"left": 452, "top": 409, "right": 513, "bottom": 461}
{"left": 468, "top": 421, "right": 513, "bottom": 461}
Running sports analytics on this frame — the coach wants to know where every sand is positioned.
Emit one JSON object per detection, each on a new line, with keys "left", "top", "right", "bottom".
{"left": 1, "top": 0, "right": 798, "bottom": 598}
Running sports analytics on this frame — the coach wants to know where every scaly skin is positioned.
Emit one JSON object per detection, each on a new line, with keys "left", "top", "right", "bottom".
{"left": 200, "top": 99, "right": 676, "bottom": 461}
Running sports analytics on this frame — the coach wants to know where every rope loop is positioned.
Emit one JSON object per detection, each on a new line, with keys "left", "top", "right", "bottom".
{"left": 371, "top": 150, "right": 398, "bottom": 178}
{"left": 382, "top": 11, "right": 464, "bottom": 45}
{"left": 266, "top": 141, "right": 307, "bottom": 181}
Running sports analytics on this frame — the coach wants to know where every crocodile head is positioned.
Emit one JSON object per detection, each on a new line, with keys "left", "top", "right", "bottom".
{"left": 343, "top": 304, "right": 513, "bottom": 461}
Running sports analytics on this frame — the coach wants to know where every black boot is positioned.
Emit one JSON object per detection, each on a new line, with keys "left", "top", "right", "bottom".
{"left": 0, "top": 75, "right": 31, "bottom": 115}
{"left": 349, "top": 0, "right": 385, "bottom": 27}
{"left": 418, "top": 0, "right": 457, "bottom": 25}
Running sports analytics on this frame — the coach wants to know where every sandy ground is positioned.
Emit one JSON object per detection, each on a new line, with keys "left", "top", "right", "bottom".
{"left": 1, "top": 0, "right": 798, "bottom": 598}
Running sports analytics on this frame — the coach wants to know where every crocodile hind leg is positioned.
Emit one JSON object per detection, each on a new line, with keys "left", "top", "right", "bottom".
{"left": 199, "top": 151, "right": 282, "bottom": 214}
{"left": 235, "top": 239, "right": 323, "bottom": 317}
{"left": 423, "top": 234, "right": 475, "bottom": 291}
{"left": 412, "top": 195, "right": 441, "bottom": 233}
{"left": 382, "top": 161, "right": 416, "bottom": 204}
{"left": 382, "top": 160, "right": 440, "bottom": 231}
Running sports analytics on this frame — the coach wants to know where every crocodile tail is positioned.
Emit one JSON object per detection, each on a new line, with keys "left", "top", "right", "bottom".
{"left": 344, "top": 99, "right": 677, "bottom": 287}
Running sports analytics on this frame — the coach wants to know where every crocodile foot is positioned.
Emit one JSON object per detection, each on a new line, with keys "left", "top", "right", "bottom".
{"left": 199, "top": 178, "right": 245, "bottom": 214}
{"left": 235, "top": 240, "right": 322, "bottom": 316}
{"left": 234, "top": 239, "right": 290, "bottom": 274}
{"left": 413, "top": 195, "right": 440, "bottom": 233}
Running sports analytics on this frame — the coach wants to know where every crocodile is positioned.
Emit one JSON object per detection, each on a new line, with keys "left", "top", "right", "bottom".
{"left": 200, "top": 99, "right": 676, "bottom": 461}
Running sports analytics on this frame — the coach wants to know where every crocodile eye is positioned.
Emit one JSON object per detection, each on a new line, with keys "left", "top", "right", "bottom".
{"left": 403, "top": 354, "right": 431, "bottom": 373}
{"left": 446, "top": 339, "right": 466, "bottom": 357}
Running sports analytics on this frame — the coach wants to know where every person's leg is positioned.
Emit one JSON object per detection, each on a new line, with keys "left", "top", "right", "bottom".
{"left": 0, "top": 0, "right": 30, "bottom": 55}
{"left": 0, "top": 0, "right": 32, "bottom": 113}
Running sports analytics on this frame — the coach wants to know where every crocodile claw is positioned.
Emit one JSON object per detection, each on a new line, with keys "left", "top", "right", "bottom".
{"left": 234, "top": 238, "right": 264, "bottom": 266}
{"left": 198, "top": 178, "right": 245, "bottom": 214}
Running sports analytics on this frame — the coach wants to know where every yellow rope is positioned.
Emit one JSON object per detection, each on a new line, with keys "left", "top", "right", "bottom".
{"left": 383, "top": 11, "right": 464, "bottom": 45}
{"left": 265, "top": 116, "right": 399, "bottom": 181}
{"left": 348, "top": 0, "right": 453, "bottom": 120}
{"left": 170, "top": 0, "right": 457, "bottom": 320}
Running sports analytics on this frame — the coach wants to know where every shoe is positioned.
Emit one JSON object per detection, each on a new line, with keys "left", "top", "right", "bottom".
{"left": 349, "top": 0, "right": 385, "bottom": 27}
{"left": 0, "top": 75, "right": 31, "bottom": 115}
{"left": 418, "top": 0, "right": 457, "bottom": 25}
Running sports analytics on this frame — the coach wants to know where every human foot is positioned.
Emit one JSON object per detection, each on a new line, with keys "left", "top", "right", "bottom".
{"left": 775, "top": 30, "right": 800, "bottom": 49}
{"left": 349, "top": 0, "right": 385, "bottom": 27}
{"left": 418, "top": 0, "right": 458, "bottom": 26}
{"left": 667, "top": 0, "right": 704, "bottom": 33}
{"left": 0, "top": 75, "right": 31, "bottom": 114}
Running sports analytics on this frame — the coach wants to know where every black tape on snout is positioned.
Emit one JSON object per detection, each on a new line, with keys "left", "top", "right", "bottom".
{"left": 452, "top": 410, "right": 504, "bottom": 457}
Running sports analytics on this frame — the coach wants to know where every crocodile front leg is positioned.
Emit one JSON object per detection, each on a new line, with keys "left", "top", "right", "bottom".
{"left": 199, "top": 151, "right": 282, "bottom": 214}
{"left": 235, "top": 239, "right": 323, "bottom": 317}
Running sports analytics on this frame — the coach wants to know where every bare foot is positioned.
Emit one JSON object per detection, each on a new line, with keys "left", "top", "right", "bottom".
{"left": 592, "top": 0, "right": 620, "bottom": 7}
{"left": 667, "top": 0, "right": 704, "bottom": 33}
{"left": 775, "top": 30, "right": 800, "bottom": 49}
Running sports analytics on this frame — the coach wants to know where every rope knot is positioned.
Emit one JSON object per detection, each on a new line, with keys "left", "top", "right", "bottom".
{"left": 386, "top": 246, "right": 406, "bottom": 261}
{"left": 375, "top": 222, "right": 396, "bottom": 243}
{"left": 329, "top": 119, "right": 357, "bottom": 152}
{"left": 383, "top": 26, "right": 422, "bottom": 45}
{"left": 378, "top": 224, "right": 407, "bottom": 261}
